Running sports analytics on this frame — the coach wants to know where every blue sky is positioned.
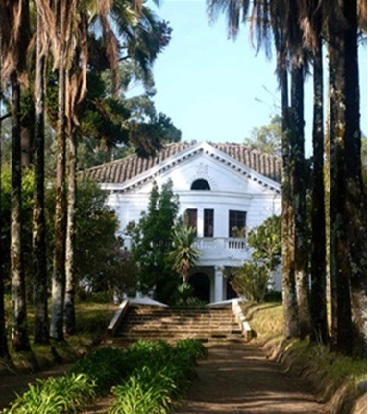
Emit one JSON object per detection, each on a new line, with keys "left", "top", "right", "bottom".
{"left": 147, "top": 0, "right": 367, "bottom": 157}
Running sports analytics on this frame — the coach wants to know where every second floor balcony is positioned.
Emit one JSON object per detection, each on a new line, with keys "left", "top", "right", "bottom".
{"left": 193, "top": 237, "right": 250, "bottom": 265}
{"left": 121, "top": 235, "right": 250, "bottom": 267}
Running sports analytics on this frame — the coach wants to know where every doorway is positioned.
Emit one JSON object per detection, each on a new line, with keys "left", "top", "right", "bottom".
{"left": 189, "top": 273, "right": 210, "bottom": 303}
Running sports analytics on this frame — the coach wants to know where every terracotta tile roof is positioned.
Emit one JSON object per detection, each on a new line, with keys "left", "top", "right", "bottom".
{"left": 83, "top": 142, "right": 282, "bottom": 184}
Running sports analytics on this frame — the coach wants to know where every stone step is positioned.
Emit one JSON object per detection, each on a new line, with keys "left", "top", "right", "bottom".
{"left": 112, "top": 304, "right": 244, "bottom": 345}
{"left": 130, "top": 314, "right": 232, "bottom": 318}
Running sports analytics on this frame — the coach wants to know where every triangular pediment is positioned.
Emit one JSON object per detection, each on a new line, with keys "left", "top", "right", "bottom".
{"left": 96, "top": 142, "right": 281, "bottom": 195}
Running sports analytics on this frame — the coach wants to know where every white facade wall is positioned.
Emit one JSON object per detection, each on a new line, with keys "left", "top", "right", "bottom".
{"left": 104, "top": 147, "right": 281, "bottom": 302}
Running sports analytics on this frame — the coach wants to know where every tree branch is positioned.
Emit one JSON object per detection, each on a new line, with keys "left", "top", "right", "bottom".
{"left": 0, "top": 112, "right": 11, "bottom": 122}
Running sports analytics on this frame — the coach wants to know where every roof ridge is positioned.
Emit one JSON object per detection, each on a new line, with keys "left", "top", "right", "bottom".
{"left": 83, "top": 141, "right": 282, "bottom": 184}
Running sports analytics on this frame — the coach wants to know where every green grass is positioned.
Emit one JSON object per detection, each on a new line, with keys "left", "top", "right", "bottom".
{"left": 2, "top": 295, "right": 118, "bottom": 371}
{"left": 243, "top": 301, "right": 284, "bottom": 344}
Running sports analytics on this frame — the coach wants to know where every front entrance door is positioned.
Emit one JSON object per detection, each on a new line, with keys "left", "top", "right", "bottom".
{"left": 189, "top": 273, "right": 210, "bottom": 303}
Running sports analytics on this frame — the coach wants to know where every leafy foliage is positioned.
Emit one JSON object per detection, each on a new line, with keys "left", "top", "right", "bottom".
{"left": 247, "top": 215, "right": 281, "bottom": 271}
{"left": 168, "top": 225, "right": 200, "bottom": 284}
{"left": 108, "top": 339, "right": 206, "bottom": 414}
{"left": 4, "top": 330, "right": 205, "bottom": 414}
{"left": 3, "top": 374, "right": 96, "bottom": 414}
{"left": 71, "top": 347, "right": 131, "bottom": 393}
{"left": 173, "top": 283, "right": 207, "bottom": 307}
{"left": 231, "top": 215, "right": 281, "bottom": 302}
{"left": 75, "top": 180, "right": 137, "bottom": 299}
{"left": 244, "top": 115, "right": 282, "bottom": 156}
{"left": 127, "top": 180, "right": 180, "bottom": 303}
{"left": 0, "top": 167, "right": 35, "bottom": 285}
{"left": 0, "top": 171, "right": 130, "bottom": 300}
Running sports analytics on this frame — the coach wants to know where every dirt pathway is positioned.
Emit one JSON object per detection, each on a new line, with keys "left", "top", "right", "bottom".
{"left": 174, "top": 343, "right": 326, "bottom": 414}
{"left": 1, "top": 343, "right": 327, "bottom": 414}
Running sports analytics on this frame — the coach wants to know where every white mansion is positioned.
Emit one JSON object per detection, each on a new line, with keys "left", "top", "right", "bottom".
{"left": 84, "top": 141, "right": 282, "bottom": 303}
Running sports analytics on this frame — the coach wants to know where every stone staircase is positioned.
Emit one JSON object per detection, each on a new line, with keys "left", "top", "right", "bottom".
{"left": 111, "top": 304, "right": 244, "bottom": 346}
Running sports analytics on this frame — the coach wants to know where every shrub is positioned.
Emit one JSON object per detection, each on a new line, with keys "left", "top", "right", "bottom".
{"left": 3, "top": 374, "right": 96, "bottom": 414}
{"left": 4, "top": 340, "right": 206, "bottom": 414}
{"left": 231, "top": 260, "right": 270, "bottom": 302}
{"left": 109, "top": 367, "right": 176, "bottom": 414}
{"left": 71, "top": 348, "right": 129, "bottom": 393}
{"left": 108, "top": 339, "right": 206, "bottom": 414}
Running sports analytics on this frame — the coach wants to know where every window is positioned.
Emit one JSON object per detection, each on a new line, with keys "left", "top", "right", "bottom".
{"left": 184, "top": 209, "right": 197, "bottom": 236}
{"left": 229, "top": 210, "right": 246, "bottom": 237}
{"left": 191, "top": 179, "right": 211, "bottom": 190}
{"left": 204, "top": 209, "right": 214, "bottom": 237}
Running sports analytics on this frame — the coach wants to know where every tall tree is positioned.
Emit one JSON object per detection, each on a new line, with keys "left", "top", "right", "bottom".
{"left": 0, "top": 28, "right": 12, "bottom": 361}
{"left": 33, "top": 0, "right": 51, "bottom": 345}
{"left": 276, "top": 26, "right": 300, "bottom": 340}
{"left": 128, "top": 180, "right": 180, "bottom": 303}
{"left": 50, "top": 0, "right": 69, "bottom": 341}
{"left": 63, "top": 128, "right": 77, "bottom": 335}
{"left": 1, "top": 0, "right": 32, "bottom": 351}
{"left": 63, "top": 7, "right": 88, "bottom": 335}
{"left": 290, "top": 61, "right": 310, "bottom": 339}
{"left": 207, "top": 0, "right": 309, "bottom": 338}
{"left": 55, "top": 0, "right": 161, "bottom": 337}
{"left": 244, "top": 115, "right": 282, "bottom": 156}
{"left": 301, "top": 0, "right": 329, "bottom": 346}
{"left": 328, "top": 0, "right": 367, "bottom": 356}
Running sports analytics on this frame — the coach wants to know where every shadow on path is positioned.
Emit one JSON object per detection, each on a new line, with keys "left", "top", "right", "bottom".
{"left": 174, "top": 344, "right": 326, "bottom": 414}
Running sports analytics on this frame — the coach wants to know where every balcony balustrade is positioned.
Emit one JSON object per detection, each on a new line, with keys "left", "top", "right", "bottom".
{"left": 121, "top": 235, "right": 249, "bottom": 265}
{"left": 193, "top": 237, "right": 248, "bottom": 263}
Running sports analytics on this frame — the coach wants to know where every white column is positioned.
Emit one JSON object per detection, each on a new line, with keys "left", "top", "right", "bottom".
{"left": 214, "top": 266, "right": 224, "bottom": 302}
{"left": 197, "top": 208, "right": 204, "bottom": 237}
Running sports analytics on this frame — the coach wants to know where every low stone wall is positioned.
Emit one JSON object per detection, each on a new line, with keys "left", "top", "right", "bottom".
{"left": 231, "top": 299, "right": 253, "bottom": 341}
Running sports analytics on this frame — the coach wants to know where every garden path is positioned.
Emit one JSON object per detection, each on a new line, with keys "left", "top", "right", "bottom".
{"left": 174, "top": 343, "right": 326, "bottom": 414}
{"left": 0, "top": 343, "right": 327, "bottom": 414}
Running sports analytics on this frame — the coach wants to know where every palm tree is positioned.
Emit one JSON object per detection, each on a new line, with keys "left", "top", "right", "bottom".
{"left": 207, "top": 0, "right": 311, "bottom": 338}
{"left": 64, "top": 28, "right": 89, "bottom": 333}
{"left": 289, "top": 44, "right": 310, "bottom": 340}
{"left": 274, "top": 15, "right": 300, "bottom": 340}
{"left": 1, "top": 0, "right": 32, "bottom": 352}
{"left": 63, "top": 127, "right": 78, "bottom": 335}
{"left": 300, "top": 0, "right": 329, "bottom": 346}
{"left": 328, "top": 0, "right": 367, "bottom": 356}
{"left": 54, "top": 0, "right": 146, "bottom": 337}
{"left": 33, "top": 0, "right": 52, "bottom": 345}
{"left": 49, "top": 0, "right": 73, "bottom": 341}
{"left": 169, "top": 226, "right": 200, "bottom": 285}
{"left": 0, "top": 31, "right": 12, "bottom": 361}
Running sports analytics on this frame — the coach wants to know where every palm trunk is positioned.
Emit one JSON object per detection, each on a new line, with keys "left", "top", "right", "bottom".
{"left": 33, "top": 12, "right": 49, "bottom": 344}
{"left": 329, "top": 10, "right": 353, "bottom": 356}
{"left": 64, "top": 129, "right": 77, "bottom": 335}
{"left": 20, "top": 108, "right": 35, "bottom": 168}
{"left": 50, "top": 64, "right": 67, "bottom": 341}
{"left": 11, "top": 72, "right": 31, "bottom": 351}
{"left": 0, "top": 39, "right": 11, "bottom": 360}
{"left": 310, "top": 38, "right": 329, "bottom": 346}
{"left": 291, "top": 65, "right": 310, "bottom": 339}
{"left": 340, "top": 0, "right": 366, "bottom": 355}
{"left": 20, "top": 0, "right": 33, "bottom": 169}
{"left": 280, "top": 66, "right": 300, "bottom": 339}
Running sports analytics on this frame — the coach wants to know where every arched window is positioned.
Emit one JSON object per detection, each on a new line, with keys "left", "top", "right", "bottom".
{"left": 191, "top": 179, "right": 211, "bottom": 190}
